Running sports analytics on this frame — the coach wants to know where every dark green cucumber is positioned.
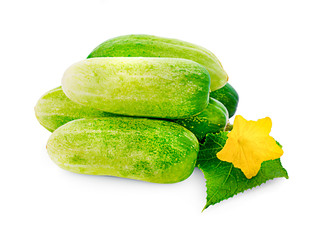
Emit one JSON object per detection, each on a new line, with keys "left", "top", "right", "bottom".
{"left": 47, "top": 117, "right": 199, "bottom": 183}
{"left": 87, "top": 34, "right": 228, "bottom": 91}
{"left": 61, "top": 57, "right": 210, "bottom": 119}
{"left": 175, "top": 98, "right": 228, "bottom": 140}
{"left": 210, "top": 83, "right": 239, "bottom": 118}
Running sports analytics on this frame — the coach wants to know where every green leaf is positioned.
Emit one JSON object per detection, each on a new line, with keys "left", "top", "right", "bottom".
{"left": 196, "top": 132, "right": 289, "bottom": 211}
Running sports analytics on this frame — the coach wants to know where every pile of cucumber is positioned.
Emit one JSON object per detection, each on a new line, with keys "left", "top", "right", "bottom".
{"left": 35, "top": 35, "right": 239, "bottom": 183}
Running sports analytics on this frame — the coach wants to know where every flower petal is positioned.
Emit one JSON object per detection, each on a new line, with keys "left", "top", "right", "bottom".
{"left": 217, "top": 115, "right": 284, "bottom": 179}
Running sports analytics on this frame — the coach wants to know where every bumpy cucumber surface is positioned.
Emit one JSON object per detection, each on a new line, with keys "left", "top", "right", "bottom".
{"left": 62, "top": 57, "right": 210, "bottom": 119}
{"left": 175, "top": 98, "right": 228, "bottom": 140}
{"left": 210, "top": 83, "right": 239, "bottom": 118}
{"left": 34, "top": 87, "right": 114, "bottom": 132}
{"left": 47, "top": 117, "right": 199, "bottom": 183}
{"left": 87, "top": 34, "right": 228, "bottom": 91}
{"left": 35, "top": 87, "right": 227, "bottom": 141}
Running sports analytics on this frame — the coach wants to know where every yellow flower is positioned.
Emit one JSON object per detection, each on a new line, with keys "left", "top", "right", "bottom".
{"left": 217, "top": 115, "right": 284, "bottom": 179}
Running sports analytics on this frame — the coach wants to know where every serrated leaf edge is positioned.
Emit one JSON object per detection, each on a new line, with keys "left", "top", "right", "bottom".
{"left": 200, "top": 167, "right": 288, "bottom": 211}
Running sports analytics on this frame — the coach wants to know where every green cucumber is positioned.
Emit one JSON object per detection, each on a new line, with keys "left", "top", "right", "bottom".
{"left": 87, "top": 34, "right": 228, "bottom": 91}
{"left": 210, "top": 83, "right": 239, "bottom": 118}
{"left": 35, "top": 87, "right": 227, "bottom": 141}
{"left": 34, "top": 87, "right": 114, "bottom": 132}
{"left": 47, "top": 117, "right": 199, "bottom": 183}
{"left": 62, "top": 57, "right": 210, "bottom": 119}
{"left": 175, "top": 98, "right": 228, "bottom": 141}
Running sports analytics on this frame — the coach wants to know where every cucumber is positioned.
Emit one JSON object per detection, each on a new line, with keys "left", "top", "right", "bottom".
{"left": 210, "top": 83, "right": 239, "bottom": 118}
{"left": 34, "top": 87, "right": 114, "bottom": 132}
{"left": 35, "top": 87, "right": 227, "bottom": 141}
{"left": 47, "top": 117, "right": 199, "bottom": 183}
{"left": 62, "top": 57, "right": 210, "bottom": 119}
{"left": 87, "top": 34, "right": 228, "bottom": 91}
{"left": 175, "top": 98, "right": 228, "bottom": 140}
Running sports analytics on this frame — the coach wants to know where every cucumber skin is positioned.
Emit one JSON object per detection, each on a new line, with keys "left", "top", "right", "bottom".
{"left": 35, "top": 87, "right": 227, "bottom": 141}
{"left": 47, "top": 117, "right": 199, "bottom": 184}
{"left": 175, "top": 98, "right": 228, "bottom": 141}
{"left": 87, "top": 34, "right": 228, "bottom": 91}
{"left": 62, "top": 57, "right": 210, "bottom": 119}
{"left": 210, "top": 83, "right": 239, "bottom": 118}
{"left": 34, "top": 87, "right": 114, "bottom": 132}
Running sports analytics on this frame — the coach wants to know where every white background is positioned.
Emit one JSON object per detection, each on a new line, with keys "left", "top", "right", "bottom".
{"left": 1, "top": 0, "right": 324, "bottom": 239}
